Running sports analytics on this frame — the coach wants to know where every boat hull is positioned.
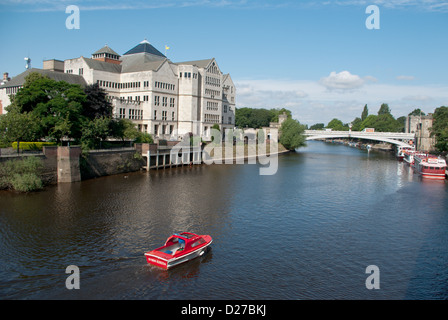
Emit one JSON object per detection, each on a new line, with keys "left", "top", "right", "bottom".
{"left": 145, "top": 233, "right": 212, "bottom": 269}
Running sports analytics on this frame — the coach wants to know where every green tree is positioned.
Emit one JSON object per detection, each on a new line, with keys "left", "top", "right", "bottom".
{"left": 396, "top": 116, "right": 406, "bottom": 133}
{"left": 351, "top": 117, "right": 363, "bottom": 131}
{"left": 80, "top": 116, "right": 112, "bottom": 150}
{"left": 309, "top": 123, "right": 325, "bottom": 130}
{"left": 279, "top": 118, "right": 306, "bottom": 151}
{"left": 83, "top": 83, "right": 113, "bottom": 119}
{"left": 374, "top": 113, "right": 399, "bottom": 132}
{"left": 235, "top": 107, "right": 291, "bottom": 129}
{"left": 270, "top": 108, "right": 292, "bottom": 122}
{"left": 408, "top": 108, "right": 426, "bottom": 117}
{"left": 378, "top": 103, "right": 391, "bottom": 115}
{"left": 361, "top": 114, "right": 378, "bottom": 130}
{"left": 326, "top": 118, "right": 349, "bottom": 131}
{"left": 361, "top": 104, "right": 369, "bottom": 121}
{"left": 7, "top": 72, "right": 87, "bottom": 142}
{"left": 431, "top": 106, "right": 448, "bottom": 152}
{"left": 135, "top": 132, "right": 154, "bottom": 144}
{"left": 0, "top": 111, "right": 40, "bottom": 153}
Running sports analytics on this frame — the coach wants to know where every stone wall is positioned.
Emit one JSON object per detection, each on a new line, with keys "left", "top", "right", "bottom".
{"left": 1, "top": 146, "right": 146, "bottom": 188}
{"left": 80, "top": 149, "right": 145, "bottom": 180}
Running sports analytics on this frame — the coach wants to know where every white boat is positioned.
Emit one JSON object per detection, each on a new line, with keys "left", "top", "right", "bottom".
{"left": 413, "top": 154, "right": 447, "bottom": 180}
{"left": 396, "top": 145, "right": 415, "bottom": 160}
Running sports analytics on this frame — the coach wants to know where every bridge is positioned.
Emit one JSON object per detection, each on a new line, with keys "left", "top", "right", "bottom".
{"left": 304, "top": 130, "right": 415, "bottom": 147}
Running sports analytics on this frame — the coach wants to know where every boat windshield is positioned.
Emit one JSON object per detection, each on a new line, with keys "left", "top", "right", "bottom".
{"left": 177, "top": 233, "right": 195, "bottom": 239}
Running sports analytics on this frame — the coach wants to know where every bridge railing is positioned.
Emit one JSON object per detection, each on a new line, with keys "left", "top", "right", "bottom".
{"left": 304, "top": 130, "right": 414, "bottom": 139}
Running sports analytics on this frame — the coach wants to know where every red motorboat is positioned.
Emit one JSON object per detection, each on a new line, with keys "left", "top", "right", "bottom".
{"left": 145, "top": 232, "right": 212, "bottom": 269}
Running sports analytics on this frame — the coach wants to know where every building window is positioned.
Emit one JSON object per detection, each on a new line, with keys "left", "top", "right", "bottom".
{"left": 154, "top": 110, "right": 157, "bottom": 120}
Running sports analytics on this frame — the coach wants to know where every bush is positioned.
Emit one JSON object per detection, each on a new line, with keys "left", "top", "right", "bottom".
{"left": 279, "top": 118, "right": 307, "bottom": 151}
{"left": 11, "top": 141, "right": 57, "bottom": 151}
{"left": 0, "top": 156, "right": 44, "bottom": 192}
{"left": 10, "top": 173, "right": 43, "bottom": 192}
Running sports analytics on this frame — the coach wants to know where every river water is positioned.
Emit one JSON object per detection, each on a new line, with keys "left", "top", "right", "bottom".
{"left": 0, "top": 141, "right": 447, "bottom": 300}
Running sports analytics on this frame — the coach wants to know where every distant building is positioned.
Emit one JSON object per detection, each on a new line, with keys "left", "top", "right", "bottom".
{"left": 405, "top": 114, "right": 435, "bottom": 152}
{"left": 269, "top": 112, "right": 288, "bottom": 129}
{"left": 0, "top": 39, "right": 236, "bottom": 141}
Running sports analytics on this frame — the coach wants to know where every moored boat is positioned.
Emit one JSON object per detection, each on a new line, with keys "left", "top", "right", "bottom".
{"left": 413, "top": 154, "right": 447, "bottom": 180}
{"left": 145, "top": 232, "right": 212, "bottom": 269}
{"left": 403, "top": 150, "right": 427, "bottom": 165}
{"left": 396, "top": 145, "right": 415, "bottom": 160}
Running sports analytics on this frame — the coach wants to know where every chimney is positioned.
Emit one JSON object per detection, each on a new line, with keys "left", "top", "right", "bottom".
{"left": 3, "top": 72, "right": 10, "bottom": 82}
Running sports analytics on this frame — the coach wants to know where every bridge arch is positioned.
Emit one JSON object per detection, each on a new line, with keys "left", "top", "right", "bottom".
{"left": 304, "top": 130, "right": 414, "bottom": 148}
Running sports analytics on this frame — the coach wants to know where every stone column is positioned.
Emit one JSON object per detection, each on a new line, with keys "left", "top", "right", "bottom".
{"left": 57, "top": 146, "right": 82, "bottom": 183}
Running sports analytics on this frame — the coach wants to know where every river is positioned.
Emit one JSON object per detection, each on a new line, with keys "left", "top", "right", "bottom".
{"left": 0, "top": 140, "right": 447, "bottom": 300}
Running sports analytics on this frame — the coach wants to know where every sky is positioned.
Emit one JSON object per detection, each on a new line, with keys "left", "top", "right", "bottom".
{"left": 0, "top": 0, "right": 447, "bottom": 125}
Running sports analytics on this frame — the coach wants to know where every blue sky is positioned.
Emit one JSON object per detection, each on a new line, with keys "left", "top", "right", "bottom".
{"left": 1, "top": 0, "right": 447, "bottom": 125}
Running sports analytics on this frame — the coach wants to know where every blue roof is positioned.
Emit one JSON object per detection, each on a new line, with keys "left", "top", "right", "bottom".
{"left": 123, "top": 40, "right": 166, "bottom": 57}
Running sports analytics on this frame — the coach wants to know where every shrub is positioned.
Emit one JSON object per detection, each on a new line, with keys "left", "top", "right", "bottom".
{"left": 0, "top": 156, "right": 44, "bottom": 192}
{"left": 11, "top": 141, "right": 57, "bottom": 151}
{"left": 10, "top": 173, "right": 43, "bottom": 192}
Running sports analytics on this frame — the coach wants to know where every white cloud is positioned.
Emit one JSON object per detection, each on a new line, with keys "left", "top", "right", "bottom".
{"left": 396, "top": 75, "right": 415, "bottom": 81}
{"left": 322, "top": 0, "right": 448, "bottom": 12}
{"left": 319, "top": 71, "right": 365, "bottom": 90}
{"left": 402, "top": 95, "right": 432, "bottom": 102}
{"left": 235, "top": 78, "right": 448, "bottom": 126}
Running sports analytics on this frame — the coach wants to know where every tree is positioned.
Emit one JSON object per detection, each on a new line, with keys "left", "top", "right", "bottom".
{"left": 361, "top": 104, "right": 369, "bottom": 121}
{"left": 309, "top": 123, "right": 325, "bottom": 130}
{"left": 351, "top": 117, "right": 363, "bottom": 131}
{"left": 270, "top": 108, "right": 292, "bottom": 122}
{"left": 396, "top": 116, "right": 406, "bottom": 133}
{"left": 431, "top": 106, "right": 448, "bottom": 152}
{"left": 235, "top": 107, "right": 293, "bottom": 129}
{"left": 279, "top": 118, "right": 306, "bottom": 151}
{"left": 326, "top": 118, "right": 349, "bottom": 131}
{"left": 80, "top": 116, "right": 112, "bottom": 150}
{"left": 0, "top": 111, "right": 39, "bottom": 153}
{"left": 361, "top": 114, "right": 378, "bottom": 130}
{"left": 408, "top": 108, "right": 426, "bottom": 117}
{"left": 7, "top": 72, "right": 87, "bottom": 142}
{"left": 83, "top": 83, "right": 113, "bottom": 119}
{"left": 378, "top": 103, "right": 391, "bottom": 115}
{"left": 375, "top": 113, "right": 399, "bottom": 132}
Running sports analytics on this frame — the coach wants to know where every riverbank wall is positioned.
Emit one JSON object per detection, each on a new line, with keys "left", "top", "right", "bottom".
{"left": 1, "top": 142, "right": 290, "bottom": 189}
{"left": 0, "top": 146, "right": 146, "bottom": 188}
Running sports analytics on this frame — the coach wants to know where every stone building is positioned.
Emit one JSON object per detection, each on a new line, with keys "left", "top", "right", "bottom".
{"left": 0, "top": 39, "right": 236, "bottom": 141}
{"left": 405, "top": 114, "right": 435, "bottom": 152}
